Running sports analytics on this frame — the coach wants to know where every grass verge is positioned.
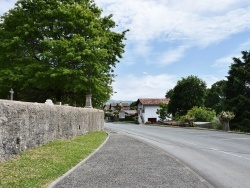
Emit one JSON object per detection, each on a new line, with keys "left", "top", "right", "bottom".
{"left": 0, "top": 131, "right": 107, "bottom": 188}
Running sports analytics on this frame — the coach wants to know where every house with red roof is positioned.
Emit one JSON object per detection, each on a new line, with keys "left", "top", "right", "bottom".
{"left": 136, "top": 98, "right": 170, "bottom": 124}
{"left": 104, "top": 102, "right": 130, "bottom": 112}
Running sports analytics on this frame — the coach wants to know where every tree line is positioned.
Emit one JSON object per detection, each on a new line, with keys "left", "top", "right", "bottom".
{"left": 166, "top": 51, "right": 250, "bottom": 132}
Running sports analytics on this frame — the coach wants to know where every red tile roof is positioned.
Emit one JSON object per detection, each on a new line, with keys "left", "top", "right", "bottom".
{"left": 110, "top": 103, "right": 130, "bottom": 107}
{"left": 137, "top": 98, "right": 169, "bottom": 106}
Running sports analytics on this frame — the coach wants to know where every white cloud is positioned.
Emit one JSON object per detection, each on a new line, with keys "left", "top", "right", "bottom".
{"left": 212, "top": 55, "right": 235, "bottom": 68}
{"left": 96, "top": 0, "right": 250, "bottom": 47}
{"left": 157, "top": 45, "right": 189, "bottom": 66}
{"left": 212, "top": 39, "right": 250, "bottom": 68}
{"left": 111, "top": 74, "right": 177, "bottom": 100}
{"left": 238, "top": 39, "right": 250, "bottom": 50}
{"left": 167, "top": 0, "right": 250, "bottom": 14}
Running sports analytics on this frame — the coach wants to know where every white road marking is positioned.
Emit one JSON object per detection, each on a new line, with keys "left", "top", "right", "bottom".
{"left": 220, "top": 138, "right": 250, "bottom": 141}
{"left": 210, "top": 148, "right": 250, "bottom": 161}
{"left": 182, "top": 141, "right": 198, "bottom": 146}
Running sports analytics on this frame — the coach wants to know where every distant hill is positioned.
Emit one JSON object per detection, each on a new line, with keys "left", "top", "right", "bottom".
{"left": 106, "top": 99, "right": 134, "bottom": 104}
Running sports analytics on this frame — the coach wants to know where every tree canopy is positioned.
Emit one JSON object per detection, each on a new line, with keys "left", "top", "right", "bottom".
{"left": 205, "top": 80, "right": 226, "bottom": 114}
{"left": 129, "top": 101, "right": 137, "bottom": 110}
{"left": 0, "top": 0, "right": 128, "bottom": 107}
{"left": 224, "top": 51, "right": 250, "bottom": 132}
{"left": 167, "top": 75, "right": 207, "bottom": 116}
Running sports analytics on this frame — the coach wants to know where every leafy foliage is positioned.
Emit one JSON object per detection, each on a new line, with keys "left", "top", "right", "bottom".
{"left": 218, "top": 111, "right": 235, "bottom": 122}
{"left": 156, "top": 102, "right": 170, "bottom": 121}
{"left": 181, "top": 114, "right": 195, "bottom": 127}
{"left": 211, "top": 117, "right": 222, "bottom": 130}
{"left": 165, "top": 89, "right": 174, "bottom": 98}
{"left": 218, "top": 111, "right": 235, "bottom": 131}
{"left": 205, "top": 80, "right": 226, "bottom": 114}
{"left": 224, "top": 51, "right": 250, "bottom": 132}
{"left": 167, "top": 75, "right": 207, "bottom": 116}
{"left": 163, "top": 51, "right": 250, "bottom": 132}
{"left": 184, "top": 106, "right": 216, "bottom": 122}
{"left": 129, "top": 101, "right": 137, "bottom": 110}
{"left": 0, "top": 0, "right": 128, "bottom": 107}
{"left": 132, "top": 116, "right": 139, "bottom": 124}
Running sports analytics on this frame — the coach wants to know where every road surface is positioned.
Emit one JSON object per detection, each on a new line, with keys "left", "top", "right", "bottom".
{"left": 105, "top": 122, "right": 250, "bottom": 188}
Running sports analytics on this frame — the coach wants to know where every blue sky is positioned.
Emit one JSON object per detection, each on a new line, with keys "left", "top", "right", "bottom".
{"left": 1, "top": 0, "right": 250, "bottom": 101}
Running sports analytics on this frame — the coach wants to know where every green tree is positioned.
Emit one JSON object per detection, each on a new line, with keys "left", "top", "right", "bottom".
{"left": 167, "top": 75, "right": 207, "bottom": 117}
{"left": 224, "top": 51, "right": 250, "bottom": 132}
{"left": 205, "top": 80, "right": 226, "bottom": 113}
{"left": 156, "top": 102, "right": 170, "bottom": 121}
{"left": 165, "top": 89, "right": 174, "bottom": 98}
{"left": 129, "top": 101, "right": 137, "bottom": 110}
{"left": 0, "top": 0, "right": 128, "bottom": 107}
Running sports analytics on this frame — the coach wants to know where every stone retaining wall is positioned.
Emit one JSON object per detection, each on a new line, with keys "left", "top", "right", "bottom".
{"left": 0, "top": 100, "right": 104, "bottom": 162}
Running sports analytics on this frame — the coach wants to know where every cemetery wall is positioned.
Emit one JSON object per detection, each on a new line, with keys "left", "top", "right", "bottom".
{"left": 0, "top": 100, "right": 104, "bottom": 162}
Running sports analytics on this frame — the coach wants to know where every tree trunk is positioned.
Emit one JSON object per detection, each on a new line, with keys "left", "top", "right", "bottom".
{"left": 222, "top": 121, "right": 230, "bottom": 131}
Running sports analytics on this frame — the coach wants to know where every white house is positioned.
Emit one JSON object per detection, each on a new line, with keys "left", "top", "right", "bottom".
{"left": 136, "top": 98, "right": 169, "bottom": 124}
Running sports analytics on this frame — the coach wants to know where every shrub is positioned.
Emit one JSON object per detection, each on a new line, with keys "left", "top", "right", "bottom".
{"left": 211, "top": 117, "right": 222, "bottom": 130}
{"left": 238, "top": 119, "right": 250, "bottom": 133}
{"left": 132, "top": 116, "right": 139, "bottom": 124}
{"left": 172, "top": 115, "right": 182, "bottom": 121}
{"left": 185, "top": 106, "right": 216, "bottom": 122}
{"left": 181, "top": 115, "right": 195, "bottom": 126}
{"left": 218, "top": 111, "right": 235, "bottom": 122}
{"left": 218, "top": 111, "right": 235, "bottom": 131}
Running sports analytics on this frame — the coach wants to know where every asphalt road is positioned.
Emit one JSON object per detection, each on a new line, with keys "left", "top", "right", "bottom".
{"left": 105, "top": 122, "right": 250, "bottom": 188}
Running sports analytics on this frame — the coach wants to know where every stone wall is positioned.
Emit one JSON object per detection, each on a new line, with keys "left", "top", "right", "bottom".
{"left": 0, "top": 100, "right": 104, "bottom": 162}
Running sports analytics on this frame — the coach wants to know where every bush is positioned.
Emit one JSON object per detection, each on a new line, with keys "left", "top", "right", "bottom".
{"left": 181, "top": 115, "right": 195, "bottom": 127}
{"left": 185, "top": 106, "right": 216, "bottom": 122}
{"left": 212, "top": 117, "right": 222, "bottom": 130}
{"left": 218, "top": 111, "right": 235, "bottom": 122}
{"left": 230, "top": 121, "right": 250, "bottom": 133}
{"left": 132, "top": 116, "right": 139, "bottom": 124}
{"left": 172, "top": 115, "right": 182, "bottom": 121}
{"left": 218, "top": 111, "right": 235, "bottom": 131}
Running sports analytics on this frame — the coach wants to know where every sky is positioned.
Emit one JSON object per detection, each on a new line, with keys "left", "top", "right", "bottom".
{"left": 1, "top": 0, "right": 250, "bottom": 101}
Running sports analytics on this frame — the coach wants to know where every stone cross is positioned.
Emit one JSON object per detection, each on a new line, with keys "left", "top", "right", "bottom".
{"left": 9, "top": 88, "right": 14, "bottom": 100}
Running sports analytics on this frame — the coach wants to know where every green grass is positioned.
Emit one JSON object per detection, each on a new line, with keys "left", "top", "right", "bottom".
{"left": 0, "top": 131, "right": 107, "bottom": 188}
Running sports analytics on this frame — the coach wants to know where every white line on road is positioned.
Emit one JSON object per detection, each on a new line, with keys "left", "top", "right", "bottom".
{"left": 181, "top": 141, "right": 198, "bottom": 146}
{"left": 210, "top": 147, "right": 250, "bottom": 161}
{"left": 220, "top": 138, "right": 250, "bottom": 141}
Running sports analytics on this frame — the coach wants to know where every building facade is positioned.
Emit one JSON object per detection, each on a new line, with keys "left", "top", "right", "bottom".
{"left": 136, "top": 98, "right": 169, "bottom": 124}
